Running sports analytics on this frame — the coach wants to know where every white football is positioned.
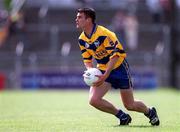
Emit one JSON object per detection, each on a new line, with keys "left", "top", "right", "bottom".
{"left": 83, "top": 68, "right": 102, "bottom": 86}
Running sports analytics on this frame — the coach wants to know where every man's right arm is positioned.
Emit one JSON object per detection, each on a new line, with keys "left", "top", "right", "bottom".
{"left": 78, "top": 39, "right": 93, "bottom": 69}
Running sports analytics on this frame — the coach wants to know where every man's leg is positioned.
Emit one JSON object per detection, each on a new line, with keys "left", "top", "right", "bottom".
{"left": 120, "top": 88, "right": 160, "bottom": 126}
{"left": 120, "top": 88, "right": 149, "bottom": 113}
{"left": 89, "top": 82, "right": 118, "bottom": 115}
{"left": 89, "top": 82, "right": 131, "bottom": 125}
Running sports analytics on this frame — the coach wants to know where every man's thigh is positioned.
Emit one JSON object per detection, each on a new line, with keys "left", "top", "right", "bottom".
{"left": 120, "top": 88, "right": 134, "bottom": 105}
{"left": 89, "top": 82, "right": 111, "bottom": 100}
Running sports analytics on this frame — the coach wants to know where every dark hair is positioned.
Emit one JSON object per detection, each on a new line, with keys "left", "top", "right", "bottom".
{"left": 77, "top": 8, "right": 96, "bottom": 23}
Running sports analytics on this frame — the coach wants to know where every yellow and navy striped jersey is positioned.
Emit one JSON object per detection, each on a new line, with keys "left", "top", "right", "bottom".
{"left": 78, "top": 24, "right": 126, "bottom": 71}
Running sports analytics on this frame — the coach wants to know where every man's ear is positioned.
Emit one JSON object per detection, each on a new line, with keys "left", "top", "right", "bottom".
{"left": 87, "top": 18, "right": 91, "bottom": 23}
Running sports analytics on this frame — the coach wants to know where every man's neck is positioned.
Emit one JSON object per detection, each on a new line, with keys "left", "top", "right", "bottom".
{"left": 84, "top": 23, "right": 94, "bottom": 37}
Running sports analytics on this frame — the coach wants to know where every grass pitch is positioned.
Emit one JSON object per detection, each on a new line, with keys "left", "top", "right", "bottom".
{"left": 0, "top": 89, "right": 180, "bottom": 132}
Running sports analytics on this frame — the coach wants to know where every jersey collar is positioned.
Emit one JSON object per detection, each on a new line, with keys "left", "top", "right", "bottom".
{"left": 84, "top": 23, "right": 97, "bottom": 39}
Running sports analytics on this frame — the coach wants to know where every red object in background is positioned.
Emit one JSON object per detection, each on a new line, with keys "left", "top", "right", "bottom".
{"left": 0, "top": 73, "right": 5, "bottom": 90}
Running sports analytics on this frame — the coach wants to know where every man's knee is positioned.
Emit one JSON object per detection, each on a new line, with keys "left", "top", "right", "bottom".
{"left": 89, "top": 97, "right": 100, "bottom": 107}
{"left": 124, "top": 103, "right": 135, "bottom": 111}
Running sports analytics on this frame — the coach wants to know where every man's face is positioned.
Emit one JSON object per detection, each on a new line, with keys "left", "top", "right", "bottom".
{"left": 75, "top": 12, "right": 88, "bottom": 29}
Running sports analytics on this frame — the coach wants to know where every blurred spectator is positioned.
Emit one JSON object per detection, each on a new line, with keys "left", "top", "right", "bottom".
{"left": 146, "top": 0, "right": 162, "bottom": 23}
{"left": 9, "top": 11, "right": 25, "bottom": 35}
{"left": 146, "top": 0, "right": 173, "bottom": 24}
{"left": 110, "top": 10, "right": 139, "bottom": 51}
{"left": 126, "top": 0, "right": 139, "bottom": 14}
{"left": 177, "top": 0, "right": 180, "bottom": 8}
{"left": 109, "top": 10, "right": 126, "bottom": 47}
{"left": 3, "top": 0, "right": 11, "bottom": 11}
{"left": 159, "top": 0, "right": 172, "bottom": 24}
{"left": 0, "top": 10, "right": 9, "bottom": 46}
{"left": 8, "top": 9, "right": 28, "bottom": 50}
{"left": 124, "top": 13, "right": 139, "bottom": 51}
{"left": 0, "top": 0, "right": 27, "bottom": 49}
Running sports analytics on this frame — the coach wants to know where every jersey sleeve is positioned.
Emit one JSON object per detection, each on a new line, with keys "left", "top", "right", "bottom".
{"left": 78, "top": 39, "right": 92, "bottom": 63}
{"left": 104, "top": 30, "right": 126, "bottom": 59}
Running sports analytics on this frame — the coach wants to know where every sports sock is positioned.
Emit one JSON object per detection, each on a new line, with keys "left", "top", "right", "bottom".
{"left": 144, "top": 108, "right": 151, "bottom": 117}
{"left": 115, "top": 110, "right": 125, "bottom": 119}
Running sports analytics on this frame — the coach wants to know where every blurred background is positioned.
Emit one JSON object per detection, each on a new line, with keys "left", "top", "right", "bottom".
{"left": 0, "top": 0, "right": 179, "bottom": 90}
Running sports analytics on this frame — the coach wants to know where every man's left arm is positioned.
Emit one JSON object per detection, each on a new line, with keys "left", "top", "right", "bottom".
{"left": 93, "top": 31, "right": 126, "bottom": 87}
{"left": 93, "top": 55, "right": 119, "bottom": 87}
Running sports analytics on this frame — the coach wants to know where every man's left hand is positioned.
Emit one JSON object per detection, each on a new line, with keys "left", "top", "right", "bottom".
{"left": 93, "top": 73, "right": 109, "bottom": 87}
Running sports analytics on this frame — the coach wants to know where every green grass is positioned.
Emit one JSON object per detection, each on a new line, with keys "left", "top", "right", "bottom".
{"left": 0, "top": 89, "right": 180, "bottom": 132}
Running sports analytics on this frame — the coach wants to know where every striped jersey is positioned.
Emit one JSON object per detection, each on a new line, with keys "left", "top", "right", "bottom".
{"left": 78, "top": 24, "right": 126, "bottom": 71}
